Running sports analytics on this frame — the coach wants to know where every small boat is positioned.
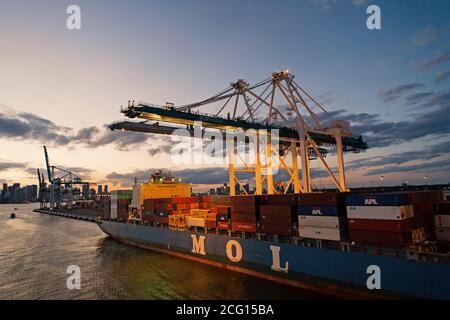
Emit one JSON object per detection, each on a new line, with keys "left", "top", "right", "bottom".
{"left": 14, "top": 208, "right": 18, "bottom": 210}
{"left": 10, "top": 213, "right": 16, "bottom": 219}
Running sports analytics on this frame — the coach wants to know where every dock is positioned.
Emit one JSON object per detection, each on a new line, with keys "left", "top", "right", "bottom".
{"left": 33, "top": 208, "right": 98, "bottom": 223}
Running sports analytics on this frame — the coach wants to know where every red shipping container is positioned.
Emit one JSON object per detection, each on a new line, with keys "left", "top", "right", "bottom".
{"left": 429, "top": 190, "right": 444, "bottom": 203}
{"left": 260, "top": 205, "right": 294, "bottom": 217}
{"left": 155, "top": 216, "right": 169, "bottom": 224}
{"left": 205, "top": 220, "right": 217, "bottom": 229}
{"left": 348, "top": 218, "right": 413, "bottom": 233}
{"left": 142, "top": 215, "right": 155, "bottom": 223}
{"left": 156, "top": 198, "right": 173, "bottom": 205}
{"left": 261, "top": 194, "right": 297, "bottom": 206}
{"left": 218, "top": 221, "right": 229, "bottom": 230}
{"left": 260, "top": 214, "right": 292, "bottom": 225}
{"left": 215, "top": 206, "right": 231, "bottom": 215}
{"left": 435, "top": 203, "right": 450, "bottom": 215}
{"left": 297, "top": 193, "right": 343, "bottom": 206}
{"left": 413, "top": 202, "right": 434, "bottom": 216}
{"left": 230, "top": 195, "right": 260, "bottom": 206}
{"left": 231, "top": 204, "right": 258, "bottom": 214}
{"left": 260, "top": 224, "right": 292, "bottom": 236}
{"left": 232, "top": 222, "right": 257, "bottom": 233}
{"left": 349, "top": 230, "right": 412, "bottom": 247}
{"left": 231, "top": 213, "right": 257, "bottom": 223}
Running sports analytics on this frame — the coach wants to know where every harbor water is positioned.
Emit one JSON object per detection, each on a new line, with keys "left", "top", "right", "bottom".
{"left": 0, "top": 204, "right": 328, "bottom": 300}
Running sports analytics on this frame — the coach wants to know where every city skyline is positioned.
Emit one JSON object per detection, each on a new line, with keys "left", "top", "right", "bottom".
{"left": 1, "top": 0, "right": 450, "bottom": 190}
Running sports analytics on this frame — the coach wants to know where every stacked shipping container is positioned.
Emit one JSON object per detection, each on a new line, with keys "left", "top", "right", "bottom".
{"left": 297, "top": 193, "right": 346, "bottom": 241}
{"left": 259, "top": 195, "right": 297, "bottom": 236}
{"left": 346, "top": 191, "right": 440, "bottom": 247}
{"left": 231, "top": 196, "right": 259, "bottom": 233}
{"left": 434, "top": 202, "right": 450, "bottom": 248}
{"left": 110, "top": 190, "right": 133, "bottom": 220}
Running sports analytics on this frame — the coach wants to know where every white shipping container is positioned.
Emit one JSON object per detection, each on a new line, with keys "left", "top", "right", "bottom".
{"left": 435, "top": 228, "right": 450, "bottom": 242}
{"left": 346, "top": 205, "right": 413, "bottom": 221}
{"left": 298, "top": 226, "right": 342, "bottom": 241}
{"left": 435, "top": 215, "right": 450, "bottom": 228}
{"left": 298, "top": 216, "right": 341, "bottom": 229}
{"left": 187, "top": 217, "right": 206, "bottom": 228}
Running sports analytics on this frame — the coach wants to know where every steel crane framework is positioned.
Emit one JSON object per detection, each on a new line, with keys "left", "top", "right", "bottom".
{"left": 109, "top": 70, "right": 368, "bottom": 195}
{"left": 38, "top": 146, "right": 93, "bottom": 209}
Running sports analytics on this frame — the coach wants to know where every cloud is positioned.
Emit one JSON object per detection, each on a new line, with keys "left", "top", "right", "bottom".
{"left": 0, "top": 161, "right": 26, "bottom": 172}
{"left": 0, "top": 110, "right": 151, "bottom": 151}
{"left": 323, "top": 96, "right": 450, "bottom": 148}
{"left": 308, "top": 0, "right": 365, "bottom": 10}
{"left": 436, "top": 71, "right": 450, "bottom": 83}
{"left": 309, "top": 0, "right": 338, "bottom": 10}
{"left": 365, "top": 159, "right": 450, "bottom": 176}
{"left": 105, "top": 167, "right": 231, "bottom": 186}
{"left": 405, "top": 92, "right": 435, "bottom": 105}
{"left": 378, "top": 83, "right": 425, "bottom": 103}
{"left": 148, "top": 145, "right": 172, "bottom": 156}
{"left": 412, "top": 25, "right": 450, "bottom": 46}
{"left": 417, "top": 51, "right": 450, "bottom": 70}
{"left": 348, "top": 140, "right": 450, "bottom": 171}
{"left": 352, "top": 106, "right": 450, "bottom": 147}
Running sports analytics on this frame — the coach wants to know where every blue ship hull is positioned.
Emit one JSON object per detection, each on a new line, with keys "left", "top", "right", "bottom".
{"left": 97, "top": 220, "right": 450, "bottom": 299}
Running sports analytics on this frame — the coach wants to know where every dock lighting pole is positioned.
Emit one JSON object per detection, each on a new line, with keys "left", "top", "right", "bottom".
{"left": 380, "top": 176, "right": 384, "bottom": 191}
{"left": 424, "top": 176, "right": 428, "bottom": 190}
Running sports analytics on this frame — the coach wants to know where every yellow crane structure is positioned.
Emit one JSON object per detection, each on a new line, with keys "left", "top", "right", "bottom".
{"left": 109, "top": 70, "right": 367, "bottom": 195}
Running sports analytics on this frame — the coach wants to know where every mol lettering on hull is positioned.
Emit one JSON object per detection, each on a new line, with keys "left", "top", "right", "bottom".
{"left": 190, "top": 235, "right": 288, "bottom": 273}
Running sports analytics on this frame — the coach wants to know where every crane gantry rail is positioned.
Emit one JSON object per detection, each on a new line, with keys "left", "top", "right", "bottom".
{"left": 109, "top": 70, "right": 368, "bottom": 195}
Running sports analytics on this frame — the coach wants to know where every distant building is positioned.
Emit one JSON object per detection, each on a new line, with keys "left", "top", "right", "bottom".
{"left": 0, "top": 183, "right": 37, "bottom": 203}
{"left": 104, "top": 185, "right": 109, "bottom": 194}
{"left": 98, "top": 185, "right": 103, "bottom": 194}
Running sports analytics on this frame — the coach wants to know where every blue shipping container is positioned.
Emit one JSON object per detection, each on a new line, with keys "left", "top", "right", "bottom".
{"left": 345, "top": 193, "right": 410, "bottom": 206}
{"left": 297, "top": 206, "right": 340, "bottom": 217}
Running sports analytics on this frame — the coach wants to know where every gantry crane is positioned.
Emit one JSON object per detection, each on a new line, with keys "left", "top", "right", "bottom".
{"left": 109, "top": 70, "right": 368, "bottom": 195}
{"left": 38, "top": 146, "right": 94, "bottom": 209}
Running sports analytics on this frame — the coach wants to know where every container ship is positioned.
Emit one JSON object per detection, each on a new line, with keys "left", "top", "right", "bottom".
{"left": 95, "top": 171, "right": 450, "bottom": 300}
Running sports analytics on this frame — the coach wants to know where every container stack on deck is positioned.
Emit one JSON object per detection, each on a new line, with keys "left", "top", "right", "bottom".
{"left": 210, "top": 196, "right": 231, "bottom": 230}
{"left": 110, "top": 190, "right": 133, "bottom": 221}
{"left": 346, "top": 191, "right": 440, "bottom": 248}
{"left": 97, "top": 188, "right": 450, "bottom": 253}
{"left": 297, "top": 193, "right": 347, "bottom": 241}
{"left": 95, "top": 194, "right": 110, "bottom": 218}
{"left": 260, "top": 194, "right": 297, "bottom": 237}
{"left": 434, "top": 202, "right": 450, "bottom": 250}
{"left": 231, "top": 196, "right": 259, "bottom": 233}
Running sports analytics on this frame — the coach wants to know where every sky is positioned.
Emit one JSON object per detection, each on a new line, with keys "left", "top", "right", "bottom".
{"left": 0, "top": 0, "right": 450, "bottom": 191}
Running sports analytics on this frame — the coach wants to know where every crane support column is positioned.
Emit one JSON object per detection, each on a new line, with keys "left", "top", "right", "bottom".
{"left": 228, "top": 138, "right": 236, "bottom": 196}
{"left": 255, "top": 133, "right": 263, "bottom": 195}
{"left": 265, "top": 135, "right": 274, "bottom": 194}
{"left": 335, "top": 134, "right": 347, "bottom": 192}
{"left": 291, "top": 141, "right": 301, "bottom": 193}
{"left": 298, "top": 125, "right": 311, "bottom": 193}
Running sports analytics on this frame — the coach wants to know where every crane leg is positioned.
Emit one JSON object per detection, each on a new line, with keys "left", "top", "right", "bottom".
{"left": 291, "top": 142, "right": 301, "bottom": 193}
{"left": 228, "top": 139, "right": 236, "bottom": 196}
